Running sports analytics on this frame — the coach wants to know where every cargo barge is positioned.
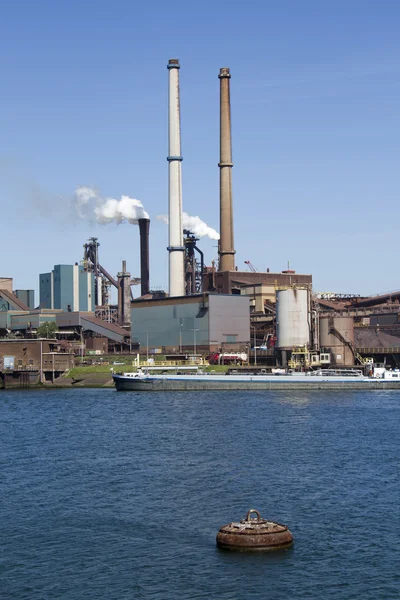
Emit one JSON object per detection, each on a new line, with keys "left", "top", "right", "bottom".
{"left": 113, "top": 367, "right": 400, "bottom": 391}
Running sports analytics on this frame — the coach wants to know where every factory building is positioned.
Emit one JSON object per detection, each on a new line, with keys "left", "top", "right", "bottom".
{"left": 40, "top": 264, "right": 95, "bottom": 312}
{"left": 0, "top": 339, "right": 74, "bottom": 384}
{"left": 0, "top": 286, "right": 30, "bottom": 313}
{"left": 131, "top": 293, "right": 250, "bottom": 354}
{"left": 204, "top": 269, "right": 312, "bottom": 296}
{"left": 4, "top": 58, "right": 400, "bottom": 377}
{"left": 14, "top": 290, "right": 35, "bottom": 309}
{"left": 313, "top": 293, "right": 400, "bottom": 369}
{"left": 0, "top": 280, "right": 35, "bottom": 310}
{"left": 0, "top": 308, "right": 60, "bottom": 335}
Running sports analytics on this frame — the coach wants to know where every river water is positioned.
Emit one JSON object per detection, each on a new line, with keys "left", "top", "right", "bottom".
{"left": 1, "top": 388, "right": 399, "bottom": 599}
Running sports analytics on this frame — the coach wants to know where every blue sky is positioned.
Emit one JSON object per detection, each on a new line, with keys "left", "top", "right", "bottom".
{"left": 1, "top": 0, "right": 399, "bottom": 301}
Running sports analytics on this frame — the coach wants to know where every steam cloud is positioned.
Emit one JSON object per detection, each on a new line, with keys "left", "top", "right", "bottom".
{"left": 74, "top": 186, "right": 149, "bottom": 224}
{"left": 74, "top": 186, "right": 218, "bottom": 240}
{"left": 157, "top": 212, "right": 220, "bottom": 240}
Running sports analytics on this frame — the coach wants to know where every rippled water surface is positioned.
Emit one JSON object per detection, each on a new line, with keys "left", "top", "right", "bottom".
{"left": 1, "top": 388, "right": 399, "bottom": 599}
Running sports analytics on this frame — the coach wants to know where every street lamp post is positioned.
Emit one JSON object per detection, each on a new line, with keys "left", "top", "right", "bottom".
{"left": 191, "top": 328, "right": 199, "bottom": 355}
{"left": 179, "top": 322, "right": 183, "bottom": 353}
{"left": 253, "top": 325, "right": 257, "bottom": 366}
{"left": 146, "top": 331, "right": 149, "bottom": 363}
{"left": 40, "top": 340, "right": 43, "bottom": 383}
{"left": 80, "top": 328, "right": 85, "bottom": 363}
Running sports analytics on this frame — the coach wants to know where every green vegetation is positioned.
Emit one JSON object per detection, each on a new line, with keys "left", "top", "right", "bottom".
{"left": 203, "top": 365, "right": 229, "bottom": 373}
{"left": 66, "top": 362, "right": 230, "bottom": 379}
{"left": 37, "top": 321, "right": 58, "bottom": 338}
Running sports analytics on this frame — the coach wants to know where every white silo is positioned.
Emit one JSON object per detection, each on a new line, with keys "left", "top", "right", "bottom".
{"left": 276, "top": 288, "right": 310, "bottom": 349}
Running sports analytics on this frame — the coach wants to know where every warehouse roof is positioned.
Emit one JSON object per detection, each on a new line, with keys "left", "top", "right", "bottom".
{"left": 0, "top": 289, "right": 30, "bottom": 311}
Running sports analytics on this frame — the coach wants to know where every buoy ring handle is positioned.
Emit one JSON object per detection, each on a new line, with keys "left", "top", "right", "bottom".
{"left": 246, "top": 508, "right": 261, "bottom": 522}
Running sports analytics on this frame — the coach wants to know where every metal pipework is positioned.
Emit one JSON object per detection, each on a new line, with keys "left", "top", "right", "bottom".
{"left": 83, "top": 237, "right": 116, "bottom": 306}
{"left": 138, "top": 218, "right": 150, "bottom": 296}
{"left": 167, "top": 58, "right": 185, "bottom": 296}
{"left": 218, "top": 67, "right": 235, "bottom": 272}
{"left": 183, "top": 229, "right": 204, "bottom": 295}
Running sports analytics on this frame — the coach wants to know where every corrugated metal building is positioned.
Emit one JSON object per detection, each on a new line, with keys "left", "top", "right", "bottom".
{"left": 40, "top": 265, "right": 95, "bottom": 312}
{"left": 131, "top": 293, "right": 250, "bottom": 353}
{"left": 0, "top": 289, "right": 30, "bottom": 312}
{"left": 56, "top": 312, "right": 129, "bottom": 344}
{"left": 203, "top": 270, "right": 313, "bottom": 295}
{"left": 14, "top": 290, "right": 35, "bottom": 309}
{"left": 0, "top": 309, "right": 61, "bottom": 333}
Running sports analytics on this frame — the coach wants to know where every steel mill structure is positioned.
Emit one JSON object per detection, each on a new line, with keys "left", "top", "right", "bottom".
{"left": 183, "top": 230, "right": 204, "bottom": 295}
{"left": 3, "top": 58, "right": 400, "bottom": 373}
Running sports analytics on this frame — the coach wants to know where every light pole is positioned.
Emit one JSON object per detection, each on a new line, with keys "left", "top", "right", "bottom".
{"left": 191, "top": 328, "right": 199, "bottom": 355}
{"left": 80, "top": 328, "right": 85, "bottom": 363}
{"left": 40, "top": 340, "right": 43, "bottom": 383}
{"left": 179, "top": 322, "right": 183, "bottom": 353}
{"left": 253, "top": 325, "right": 257, "bottom": 366}
{"left": 146, "top": 331, "right": 149, "bottom": 363}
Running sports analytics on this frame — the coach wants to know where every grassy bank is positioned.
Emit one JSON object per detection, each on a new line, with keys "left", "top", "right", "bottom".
{"left": 67, "top": 363, "right": 230, "bottom": 380}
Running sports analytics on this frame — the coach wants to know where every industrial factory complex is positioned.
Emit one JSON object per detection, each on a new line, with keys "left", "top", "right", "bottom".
{"left": 2, "top": 59, "right": 400, "bottom": 384}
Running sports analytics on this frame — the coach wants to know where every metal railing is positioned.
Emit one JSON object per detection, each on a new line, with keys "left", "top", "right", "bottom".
{"left": 320, "top": 305, "right": 400, "bottom": 317}
{"left": 1, "top": 365, "right": 40, "bottom": 372}
{"left": 133, "top": 358, "right": 208, "bottom": 367}
{"left": 357, "top": 347, "right": 400, "bottom": 354}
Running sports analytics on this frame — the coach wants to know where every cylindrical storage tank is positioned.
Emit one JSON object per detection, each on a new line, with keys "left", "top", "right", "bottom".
{"left": 319, "top": 316, "right": 355, "bottom": 366}
{"left": 276, "top": 288, "right": 310, "bottom": 349}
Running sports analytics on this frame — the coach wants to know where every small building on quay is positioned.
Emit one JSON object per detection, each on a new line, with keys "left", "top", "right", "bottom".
{"left": 131, "top": 293, "right": 250, "bottom": 354}
{"left": 0, "top": 338, "right": 75, "bottom": 387}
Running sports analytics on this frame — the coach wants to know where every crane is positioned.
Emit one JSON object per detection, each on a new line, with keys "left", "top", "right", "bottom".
{"left": 244, "top": 260, "right": 258, "bottom": 273}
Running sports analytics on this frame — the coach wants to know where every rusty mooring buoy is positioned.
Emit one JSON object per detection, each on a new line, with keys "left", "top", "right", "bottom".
{"left": 216, "top": 509, "right": 293, "bottom": 551}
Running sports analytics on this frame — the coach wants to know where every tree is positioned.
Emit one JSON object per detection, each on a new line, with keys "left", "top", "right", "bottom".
{"left": 37, "top": 321, "right": 58, "bottom": 339}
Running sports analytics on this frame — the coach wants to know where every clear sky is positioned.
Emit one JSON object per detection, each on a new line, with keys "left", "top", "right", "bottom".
{"left": 1, "top": 0, "right": 399, "bottom": 302}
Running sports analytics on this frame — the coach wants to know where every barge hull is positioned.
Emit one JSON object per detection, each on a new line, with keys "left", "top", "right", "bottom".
{"left": 113, "top": 377, "right": 400, "bottom": 391}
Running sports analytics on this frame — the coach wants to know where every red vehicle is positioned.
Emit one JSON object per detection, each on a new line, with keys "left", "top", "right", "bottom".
{"left": 207, "top": 352, "right": 248, "bottom": 365}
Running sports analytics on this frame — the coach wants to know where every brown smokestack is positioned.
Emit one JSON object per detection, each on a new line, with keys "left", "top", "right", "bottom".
{"left": 218, "top": 67, "right": 235, "bottom": 272}
{"left": 138, "top": 218, "right": 150, "bottom": 296}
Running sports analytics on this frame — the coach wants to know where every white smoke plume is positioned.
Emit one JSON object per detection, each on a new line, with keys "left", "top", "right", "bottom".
{"left": 74, "top": 186, "right": 149, "bottom": 224}
{"left": 157, "top": 212, "right": 220, "bottom": 240}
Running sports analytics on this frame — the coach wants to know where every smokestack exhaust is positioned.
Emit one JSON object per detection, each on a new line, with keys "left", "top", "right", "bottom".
{"left": 167, "top": 58, "right": 185, "bottom": 296}
{"left": 138, "top": 218, "right": 150, "bottom": 296}
{"left": 218, "top": 67, "right": 235, "bottom": 272}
